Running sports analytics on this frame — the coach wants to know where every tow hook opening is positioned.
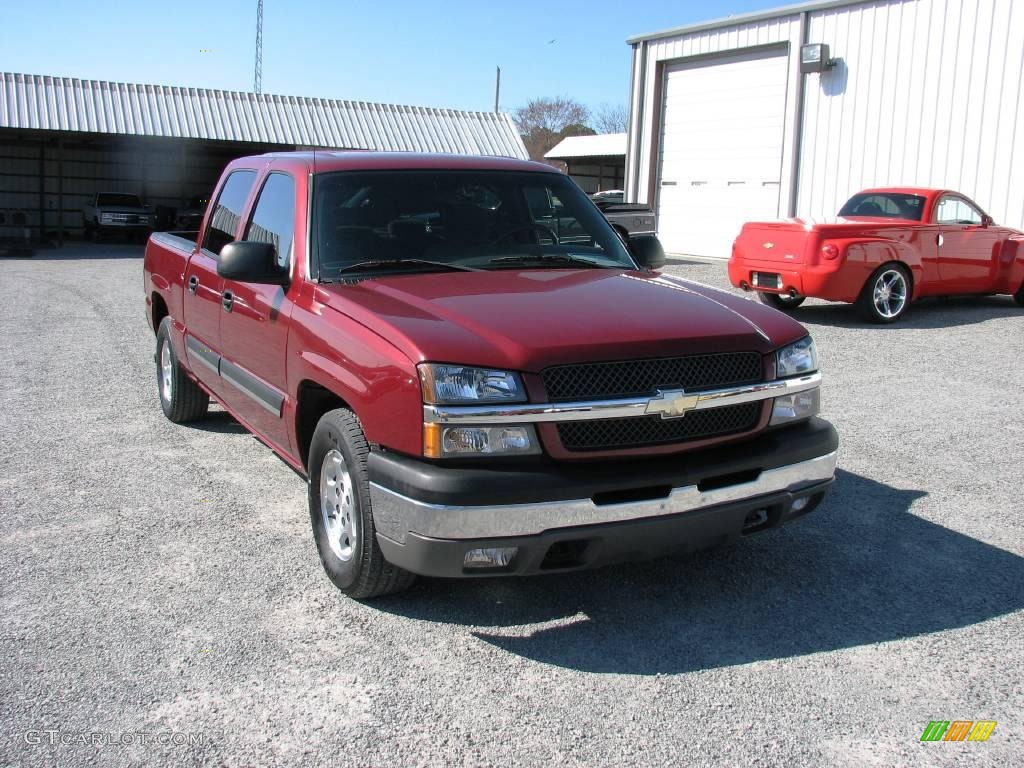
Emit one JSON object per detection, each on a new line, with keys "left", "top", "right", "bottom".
{"left": 741, "top": 503, "right": 784, "bottom": 534}
{"left": 541, "top": 539, "right": 590, "bottom": 570}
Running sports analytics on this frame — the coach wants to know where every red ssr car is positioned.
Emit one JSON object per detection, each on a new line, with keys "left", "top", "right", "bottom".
{"left": 728, "top": 187, "right": 1024, "bottom": 323}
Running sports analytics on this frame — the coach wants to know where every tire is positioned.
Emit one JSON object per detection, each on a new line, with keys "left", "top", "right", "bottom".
{"left": 1014, "top": 280, "right": 1024, "bottom": 307}
{"left": 758, "top": 292, "right": 805, "bottom": 311}
{"left": 308, "top": 409, "right": 415, "bottom": 599}
{"left": 94, "top": 222, "right": 104, "bottom": 244}
{"left": 156, "top": 317, "right": 209, "bottom": 423}
{"left": 856, "top": 263, "right": 912, "bottom": 323}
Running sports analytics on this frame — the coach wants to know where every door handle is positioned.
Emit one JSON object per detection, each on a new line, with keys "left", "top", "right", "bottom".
{"left": 188, "top": 275, "right": 198, "bottom": 294}
{"left": 221, "top": 290, "right": 234, "bottom": 312}
{"left": 936, "top": 234, "right": 944, "bottom": 247}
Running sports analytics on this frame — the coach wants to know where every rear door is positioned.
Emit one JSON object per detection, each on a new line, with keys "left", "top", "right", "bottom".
{"left": 217, "top": 170, "right": 297, "bottom": 451}
{"left": 934, "top": 194, "right": 1001, "bottom": 292}
{"left": 183, "top": 169, "right": 258, "bottom": 390}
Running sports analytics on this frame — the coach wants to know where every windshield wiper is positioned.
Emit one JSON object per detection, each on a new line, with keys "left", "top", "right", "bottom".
{"left": 487, "top": 253, "right": 610, "bottom": 269}
{"left": 335, "top": 259, "right": 479, "bottom": 276}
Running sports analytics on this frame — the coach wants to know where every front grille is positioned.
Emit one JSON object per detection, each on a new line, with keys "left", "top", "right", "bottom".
{"left": 542, "top": 352, "right": 762, "bottom": 402}
{"left": 557, "top": 402, "right": 762, "bottom": 451}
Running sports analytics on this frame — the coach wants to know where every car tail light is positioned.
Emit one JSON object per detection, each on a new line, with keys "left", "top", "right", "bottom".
{"left": 820, "top": 243, "right": 840, "bottom": 260}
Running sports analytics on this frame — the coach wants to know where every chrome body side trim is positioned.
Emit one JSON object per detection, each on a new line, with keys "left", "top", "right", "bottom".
{"left": 370, "top": 450, "right": 837, "bottom": 542}
{"left": 423, "top": 372, "right": 821, "bottom": 425}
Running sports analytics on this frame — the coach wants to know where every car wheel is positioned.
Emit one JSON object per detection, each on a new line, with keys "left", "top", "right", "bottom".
{"left": 1013, "top": 280, "right": 1024, "bottom": 307}
{"left": 156, "top": 318, "right": 210, "bottom": 423}
{"left": 308, "top": 408, "right": 415, "bottom": 599}
{"left": 94, "top": 222, "right": 104, "bottom": 243}
{"left": 856, "top": 264, "right": 911, "bottom": 323}
{"left": 758, "top": 292, "right": 805, "bottom": 311}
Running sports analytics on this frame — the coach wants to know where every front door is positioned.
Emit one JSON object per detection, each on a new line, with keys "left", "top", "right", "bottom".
{"left": 934, "top": 194, "right": 1001, "bottom": 292}
{"left": 183, "top": 169, "right": 258, "bottom": 391}
{"left": 217, "top": 170, "right": 297, "bottom": 452}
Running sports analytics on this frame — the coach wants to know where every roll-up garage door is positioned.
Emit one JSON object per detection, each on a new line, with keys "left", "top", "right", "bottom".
{"left": 656, "top": 48, "right": 789, "bottom": 258}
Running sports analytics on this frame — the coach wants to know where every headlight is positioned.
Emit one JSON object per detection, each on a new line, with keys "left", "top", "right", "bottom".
{"left": 423, "top": 424, "right": 540, "bottom": 458}
{"left": 776, "top": 336, "right": 818, "bottom": 378}
{"left": 418, "top": 364, "right": 527, "bottom": 404}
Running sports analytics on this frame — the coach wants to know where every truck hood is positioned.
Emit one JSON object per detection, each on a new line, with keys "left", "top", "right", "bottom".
{"left": 316, "top": 268, "right": 807, "bottom": 371}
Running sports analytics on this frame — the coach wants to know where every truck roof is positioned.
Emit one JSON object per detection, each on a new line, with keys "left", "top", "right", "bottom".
{"left": 244, "top": 150, "right": 554, "bottom": 175}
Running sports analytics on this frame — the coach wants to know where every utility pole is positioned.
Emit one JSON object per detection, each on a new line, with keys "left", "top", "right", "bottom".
{"left": 254, "top": 0, "right": 263, "bottom": 94}
{"left": 494, "top": 66, "right": 501, "bottom": 113}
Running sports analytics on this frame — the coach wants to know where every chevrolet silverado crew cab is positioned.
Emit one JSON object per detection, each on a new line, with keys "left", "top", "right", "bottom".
{"left": 144, "top": 152, "right": 838, "bottom": 599}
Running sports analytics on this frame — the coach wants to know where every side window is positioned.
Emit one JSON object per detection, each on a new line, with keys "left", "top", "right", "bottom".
{"left": 202, "top": 170, "right": 257, "bottom": 255}
{"left": 936, "top": 196, "right": 982, "bottom": 225}
{"left": 244, "top": 173, "right": 296, "bottom": 268}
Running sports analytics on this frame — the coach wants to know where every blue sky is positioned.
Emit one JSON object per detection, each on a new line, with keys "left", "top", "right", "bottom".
{"left": 7, "top": 0, "right": 783, "bottom": 116}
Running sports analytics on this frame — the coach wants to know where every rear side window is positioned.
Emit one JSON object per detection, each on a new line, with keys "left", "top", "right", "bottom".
{"left": 203, "top": 170, "right": 257, "bottom": 255}
{"left": 244, "top": 173, "right": 296, "bottom": 268}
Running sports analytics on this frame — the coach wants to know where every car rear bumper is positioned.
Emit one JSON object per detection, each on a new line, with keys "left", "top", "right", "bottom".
{"left": 368, "top": 418, "right": 838, "bottom": 577}
{"left": 728, "top": 257, "right": 858, "bottom": 302}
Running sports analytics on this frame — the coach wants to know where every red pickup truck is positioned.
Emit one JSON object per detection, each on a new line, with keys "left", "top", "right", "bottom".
{"left": 729, "top": 187, "right": 1024, "bottom": 323}
{"left": 144, "top": 151, "right": 837, "bottom": 598}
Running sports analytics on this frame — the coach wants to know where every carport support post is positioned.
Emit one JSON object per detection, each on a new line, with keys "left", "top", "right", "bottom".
{"left": 57, "top": 139, "right": 63, "bottom": 248}
{"left": 38, "top": 143, "right": 45, "bottom": 245}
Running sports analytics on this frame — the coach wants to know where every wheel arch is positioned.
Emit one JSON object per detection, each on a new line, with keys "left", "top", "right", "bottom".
{"left": 295, "top": 379, "right": 354, "bottom": 472}
{"left": 151, "top": 291, "right": 169, "bottom": 334}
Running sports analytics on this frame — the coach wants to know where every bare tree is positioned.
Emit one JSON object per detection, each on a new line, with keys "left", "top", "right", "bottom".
{"left": 513, "top": 97, "right": 593, "bottom": 161}
{"left": 593, "top": 103, "right": 629, "bottom": 134}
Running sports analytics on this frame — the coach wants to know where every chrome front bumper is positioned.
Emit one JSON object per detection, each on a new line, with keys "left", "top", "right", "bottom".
{"left": 370, "top": 450, "right": 837, "bottom": 543}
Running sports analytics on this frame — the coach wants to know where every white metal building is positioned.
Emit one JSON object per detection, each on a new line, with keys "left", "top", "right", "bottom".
{"left": 625, "top": 0, "right": 1024, "bottom": 257}
{"left": 0, "top": 73, "right": 527, "bottom": 243}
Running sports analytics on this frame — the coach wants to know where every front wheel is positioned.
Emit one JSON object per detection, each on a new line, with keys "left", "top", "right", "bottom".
{"left": 156, "top": 318, "right": 209, "bottom": 423}
{"left": 856, "top": 264, "right": 911, "bottom": 323}
{"left": 308, "top": 409, "right": 415, "bottom": 599}
{"left": 758, "top": 292, "right": 805, "bottom": 311}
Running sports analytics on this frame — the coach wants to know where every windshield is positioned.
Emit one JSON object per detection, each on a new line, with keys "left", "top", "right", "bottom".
{"left": 97, "top": 193, "right": 143, "bottom": 207}
{"left": 839, "top": 192, "right": 925, "bottom": 220}
{"left": 313, "top": 170, "right": 636, "bottom": 277}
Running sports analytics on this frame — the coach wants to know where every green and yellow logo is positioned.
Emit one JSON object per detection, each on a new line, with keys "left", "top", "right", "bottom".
{"left": 920, "top": 720, "right": 997, "bottom": 742}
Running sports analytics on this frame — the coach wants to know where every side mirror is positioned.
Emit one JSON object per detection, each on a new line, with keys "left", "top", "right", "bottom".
{"left": 217, "top": 241, "right": 288, "bottom": 285}
{"left": 981, "top": 214, "right": 993, "bottom": 228}
{"left": 629, "top": 234, "right": 666, "bottom": 270}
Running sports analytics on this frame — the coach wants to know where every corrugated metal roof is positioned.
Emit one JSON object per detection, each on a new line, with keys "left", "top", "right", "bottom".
{"left": 0, "top": 72, "right": 528, "bottom": 159}
{"left": 545, "top": 133, "right": 627, "bottom": 160}
{"left": 627, "top": 0, "right": 876, "bottom": 43}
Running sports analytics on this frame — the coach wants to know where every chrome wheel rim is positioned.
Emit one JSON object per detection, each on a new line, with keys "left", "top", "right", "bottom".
{"left": 873, "top": 269, "right": 907, "bottom": 318}
{"left": 159, "top": 340, "right": 173, "bottom": 403}
{"left": 319, "top": 449, "right": 356, "bottom": 562}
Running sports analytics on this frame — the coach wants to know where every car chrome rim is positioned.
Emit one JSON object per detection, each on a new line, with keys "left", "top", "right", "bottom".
{"left": 160, "top": 341, "right": 173, "bottom": 403}
{"left": 873, "top": 269, "right": 907, "bottom": 318}
{"left": 320, "top": 448, "right": 356, "bottom": 562}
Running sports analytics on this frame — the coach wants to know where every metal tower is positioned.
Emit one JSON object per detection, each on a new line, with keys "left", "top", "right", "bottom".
{"left": 254, "top": 0, "right": 263, "bottom": 94}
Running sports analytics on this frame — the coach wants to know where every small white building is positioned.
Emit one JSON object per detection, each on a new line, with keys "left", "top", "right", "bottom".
{"left": 544, "top": 133, "right": 626, "bottom": 193}
{"left": 625, "top": 0, "right": 1024, "bottom": 257}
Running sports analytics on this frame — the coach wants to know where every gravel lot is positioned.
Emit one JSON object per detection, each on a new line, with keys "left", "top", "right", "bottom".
{"left": 2, "top": 243, "right": 1022, "bottom": 767}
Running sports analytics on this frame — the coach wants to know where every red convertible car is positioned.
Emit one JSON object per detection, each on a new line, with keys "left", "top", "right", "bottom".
{"left": 728, "top": 187, "right": 1024, "bottom": 322}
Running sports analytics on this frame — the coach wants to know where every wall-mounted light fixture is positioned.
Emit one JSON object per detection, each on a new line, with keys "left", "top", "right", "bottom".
{"left": 800, "top": 43, "right": 837, "bottom": 74}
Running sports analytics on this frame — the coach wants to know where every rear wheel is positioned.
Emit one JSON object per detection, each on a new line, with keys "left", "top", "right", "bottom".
{"left": 856, "top": 264, "right": 911, "bottom": 323}
{"left": 758, "top": 292, "right": 805, "bottom": 311}
{"left": 156, "top": 317, "right": 209, "bottom": 423}
{"left": 1013, "top": 280, "right": 1024, "bottom": 307}
{"left": 308, "top": 408, "right": 415, "bottom": 599}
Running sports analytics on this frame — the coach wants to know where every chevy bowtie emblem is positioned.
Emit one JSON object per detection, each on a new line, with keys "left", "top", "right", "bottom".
{"left": 763, "top": 242, "right": 775, "bottom": 249}
{"left": 645, "top": 389, "right": 701, "bottom": 419}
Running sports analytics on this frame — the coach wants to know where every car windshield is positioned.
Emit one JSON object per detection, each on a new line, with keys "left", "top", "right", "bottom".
{"left": 97, "top": 193, "right": 143, "bottom": 207}
{"left": 313, "top": 170, "right": 636, "bottom": 277}
{"left": 839, "top": 192, "right": 925, "bottom": 220}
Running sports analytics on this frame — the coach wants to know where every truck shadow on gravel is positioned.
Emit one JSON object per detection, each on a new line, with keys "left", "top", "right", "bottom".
{"left": 794, "top": 296, "right": 1021, "bottom": 329}
{"left": 379, "top": 469, "right": 1024, "bottom": 674}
